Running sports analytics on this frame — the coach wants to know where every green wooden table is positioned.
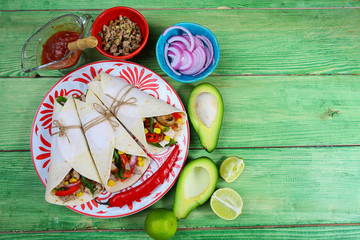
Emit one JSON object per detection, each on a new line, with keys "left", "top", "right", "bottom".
{"left": 1, "top": 1, "right": 360, "bottom": 239}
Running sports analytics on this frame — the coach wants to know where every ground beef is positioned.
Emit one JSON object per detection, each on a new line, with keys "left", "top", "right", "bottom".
{"left": 98, "top": 15, "right": 142, "bottom": 56}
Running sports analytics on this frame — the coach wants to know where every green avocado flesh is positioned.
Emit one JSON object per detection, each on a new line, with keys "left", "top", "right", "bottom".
{"left": 188, "top": 83, "right": 224, "bottom": 152}
{"left": 173, "top": 157, "right": 218, "bottom": 219}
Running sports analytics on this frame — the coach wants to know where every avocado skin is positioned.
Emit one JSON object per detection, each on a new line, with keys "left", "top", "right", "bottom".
{"left": 188, "top": 83, "right": 224, "bottom": 152}
{"left": 173, "top": 157, "right": 218, "bottom": 219}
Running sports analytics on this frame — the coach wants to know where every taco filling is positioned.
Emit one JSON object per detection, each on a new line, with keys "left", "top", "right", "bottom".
{"left": 143, "top": 113, "right": 183, "bottom": 148}
{"left": 107, "top": 149, "right": 146, "bottom": 187}
{"left": 51, "top": 169, "right": 102, "bottom": 202}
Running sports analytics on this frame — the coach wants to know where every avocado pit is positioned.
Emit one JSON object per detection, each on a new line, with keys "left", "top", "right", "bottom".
{"left": 195, "top": 92, "right": 218, "bottom": 128}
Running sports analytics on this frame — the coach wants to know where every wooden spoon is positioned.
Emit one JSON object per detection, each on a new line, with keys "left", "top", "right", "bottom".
{"left": 68, "top": 36, "right": 98, "bottom": 51}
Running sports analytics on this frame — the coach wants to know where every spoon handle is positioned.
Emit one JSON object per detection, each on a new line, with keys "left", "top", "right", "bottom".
{"left": 68, "top": 36, "right": 98, "bottom": 51}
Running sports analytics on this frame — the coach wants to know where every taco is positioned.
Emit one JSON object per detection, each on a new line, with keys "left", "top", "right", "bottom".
{"left": 88, "top": 72, "right": 187, "bottom": 154}
{"left": 75, "top": 91, "right": 150, "bottom": 192}
{"left": 45, "top": 96, "right": 103, "bottom": 205}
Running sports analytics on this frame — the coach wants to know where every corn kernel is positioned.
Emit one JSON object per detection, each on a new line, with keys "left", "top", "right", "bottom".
{"left": 137, "top": 156, "right": 143, "bottom": 161}
{"left": 144, "top": 128, "right": 149, "bottom": 134}
{"left": 76, "top": 192, "right": 83, "bottom": 197}
{"left": 112, "top": 158, "right": 115, "bottom": 162}
{"left": 177, "top": 118, "right": 182, "bottom": 123}
{"left": 143, "top": 118, "right": 145, "bottom": 121}
{"left": 64, "top": 181, "right": 69, "bottom": 186}
{"left": 52, "top": 189, "right": 57, "bottom": 194}
{"left": 137, "top": 160, "right": 144, "bottom": 167}
{"left": 69, "top": 178, "right": 77, "bottom": 183}
{"left": 117, "top": 150, "right": 124, "bottom": 155}
{"left": 154, "top": 128, "right": 161, "bottom": 134}
{"left": 107, "top": 180, "right": 115, "bottom": 187}
{"left": 164, "top": 135, "right": 171, "bottom": 142}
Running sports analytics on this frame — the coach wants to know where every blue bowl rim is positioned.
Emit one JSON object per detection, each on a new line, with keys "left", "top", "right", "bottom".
{"left": 156, "top": 22, "right": 220, "bottom": 83}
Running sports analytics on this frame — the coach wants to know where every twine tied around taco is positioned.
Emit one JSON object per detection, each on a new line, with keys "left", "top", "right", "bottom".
{"left": 51, "top": 120, "right": 81, "bottom": 143}
{"left": 106, "top": 84, "right": 137, "bottom": 116}
{"left": 83, "top": 103, "right": 120, "bottom": 132}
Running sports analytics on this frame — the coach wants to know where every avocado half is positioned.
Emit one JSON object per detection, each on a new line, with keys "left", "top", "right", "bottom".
{"left": 173, "top": 157, "right": 218, "bottom": 219}
{"left": 188, "top": 83, "right": 224, "bottom": 152}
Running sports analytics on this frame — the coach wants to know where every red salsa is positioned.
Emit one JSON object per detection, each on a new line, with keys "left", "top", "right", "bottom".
{"left": 41, "top": 31, "right": 81, "bottom": 69}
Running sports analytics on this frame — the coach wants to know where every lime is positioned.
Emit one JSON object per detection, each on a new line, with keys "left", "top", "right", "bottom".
{"left": 145, "top": 208, "right": 177, "bottom": 240}
{"left": 219, "top": 156, "right": 244, "bottom": 183}
{"left": 210, "top": 188, "right": 243, "bottom": 220}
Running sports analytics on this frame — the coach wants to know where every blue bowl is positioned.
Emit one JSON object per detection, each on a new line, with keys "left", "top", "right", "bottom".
{"left": 156, "top": 22, "right": 220, "bottom": 83}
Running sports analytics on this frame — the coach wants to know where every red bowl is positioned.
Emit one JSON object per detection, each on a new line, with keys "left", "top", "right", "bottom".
{"left": 92, "top": 6, "right": 149, "bottom": 60}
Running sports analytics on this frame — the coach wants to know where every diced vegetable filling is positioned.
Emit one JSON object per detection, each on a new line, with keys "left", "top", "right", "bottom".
{"left": 107, "top": 149, "right": 145, "bottom": 187}
{"left": 143, "top": 113, "right": 182, "bottom": 148}
{"left": 52, "top": 169, "right": 102, "bottom": 202}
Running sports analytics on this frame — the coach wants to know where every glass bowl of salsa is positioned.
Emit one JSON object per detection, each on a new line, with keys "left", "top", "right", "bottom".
{"left": 21, "top": 14, "right": 93, "bottom": 73}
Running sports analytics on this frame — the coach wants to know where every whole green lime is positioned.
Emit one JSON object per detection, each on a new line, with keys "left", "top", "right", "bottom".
{"left": 145, "top": 208, "right": 177, "bottom": 240}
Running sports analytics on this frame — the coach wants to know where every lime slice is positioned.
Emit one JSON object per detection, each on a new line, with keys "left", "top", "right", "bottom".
{"left": 210, "top": 188, "right": 243, "bottom": 220}
{"left": 220, "top": 156, "right": 244, "bottom": 183}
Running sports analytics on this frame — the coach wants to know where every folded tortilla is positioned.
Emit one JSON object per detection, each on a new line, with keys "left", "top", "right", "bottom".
{"left": 45, "top": 96, "right": 103, "bottom": 206}
{"left": 88, "top": 72, "right": 187, "bottom": 154}
{"left": 75, "top": 91, "right": 150, "bottom": 192}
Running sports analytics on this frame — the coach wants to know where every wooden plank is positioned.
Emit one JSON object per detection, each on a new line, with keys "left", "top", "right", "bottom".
{"left": 0, "top": 78, "right": 57, "bottom": 150}
{"left": 1, "top": 9, "right": 360, "bottom": 77}
{"left": 2, "top": 225, "right": 360, "bottom": 239}
{"left": 1, "top": 147, "right": 360, "bottom": 231}
{"left": 1, "top": 0, "right": 360, "bottom": 10}
{"left": 2, "top": 75, "right": 360, "bottom": 150}
{"left": 178, "top": 75, "right": 360, "bottom": 148}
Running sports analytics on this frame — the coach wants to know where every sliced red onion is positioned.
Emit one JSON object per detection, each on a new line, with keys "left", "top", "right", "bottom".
{"left": 185, "top": 34, "right": 204, "bottom": 48}
{"left": 178, "top": 49, "right": 194, "bottom": 71}
{"left": 170, "top": 41, "right": 187, "bottom": 50}
{"left": 64, "top": 179, "right": 80, "bottom": 188}
{"left": 196, "top": 35, "right": 213, "bottom": 54}
{"left": 194, "top": 35, "right": 214, "bottom": 76}
{"left": 129, "top": 155, "right": 138, "bottom": 168}
{"left": 180, "top": 46, "right": 206, "bottom": 75}
{"left": 162, "top": 26, "right": 195, "bottom": 52}
{"left": 194, "top": 47, "right": 213, "bottom": 76}
{"left": 167, "top": 36, "right": 191, "bottom": 51}
{"left": 167, "top": 51, "right": 175, "bottom": 61}
{"left": 168, "top": 45, "right": 184, "bottom": 70}
{"left": 162, "top": 27, "right": 215, "bottom": 77}
{"left": 164, "top": 43, "right": 181, "bottom": 76}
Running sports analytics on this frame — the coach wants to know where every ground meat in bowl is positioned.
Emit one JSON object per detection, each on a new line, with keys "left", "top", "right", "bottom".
{"left": 98, "top": 15, "right": 142, "bottom": 56}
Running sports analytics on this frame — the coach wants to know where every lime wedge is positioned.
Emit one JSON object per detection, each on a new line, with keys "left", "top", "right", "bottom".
{"left": 210, "top": 188, "right": 243, "bottom": 220}
{"left": 219, "top": 156, "right": 244, "bottom": 183}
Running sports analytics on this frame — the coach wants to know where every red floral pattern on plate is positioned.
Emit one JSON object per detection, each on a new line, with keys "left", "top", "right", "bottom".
{"left": 118, "top": 66, "right": 160, "bottom": 98}
{"left": 31, "top": 61, "right": 189, "bottom": 218}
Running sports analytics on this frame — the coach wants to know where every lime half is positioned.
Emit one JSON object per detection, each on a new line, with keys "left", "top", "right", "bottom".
{"left": 210, "top": 188, "right": 243, "bottom": 220}
{"left": 220, "top": 156, "right": 244, "bottom": 183}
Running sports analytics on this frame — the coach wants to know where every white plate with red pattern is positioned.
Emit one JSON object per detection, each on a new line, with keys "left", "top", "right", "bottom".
{"left": 31, "top": 60, "right": 189, "bottom": 218}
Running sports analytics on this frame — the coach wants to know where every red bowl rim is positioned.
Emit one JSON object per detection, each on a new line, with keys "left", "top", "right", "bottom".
{"left": 91, "top": 6, "right": 149, "bottom": 60}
